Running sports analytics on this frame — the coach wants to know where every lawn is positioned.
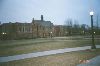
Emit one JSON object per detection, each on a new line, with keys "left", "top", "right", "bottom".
{"left": 0, "top": 49, "right": 100, "bottom": 66}
{"left": 0, "top": 38, "right": 100, "bottom": 56}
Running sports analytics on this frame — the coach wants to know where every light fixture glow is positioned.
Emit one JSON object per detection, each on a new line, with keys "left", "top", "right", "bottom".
{"left": 90, "top": 11, "right": 94, "bottom": 16}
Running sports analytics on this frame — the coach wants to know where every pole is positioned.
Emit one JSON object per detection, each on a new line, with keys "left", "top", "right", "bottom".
{"left": 37, "top": 25, "right": 39, "bottom": 38}
{"left": 91, "top": 15, "right": 96, "bottom": 49}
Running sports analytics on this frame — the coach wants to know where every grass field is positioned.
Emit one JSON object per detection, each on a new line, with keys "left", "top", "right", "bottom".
{"left": 0, "top": 49, "right": 100, "bottom": 66}
{"left": 0, "top": 38, "right": 100, "bottom": 56}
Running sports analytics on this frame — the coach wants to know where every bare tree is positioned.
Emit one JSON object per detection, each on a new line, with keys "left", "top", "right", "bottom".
{"left": 72, "top": 20, "right": 81, "bottom": 35}
{"left": 64, "top": 18, "right": 73, "bottom": 36}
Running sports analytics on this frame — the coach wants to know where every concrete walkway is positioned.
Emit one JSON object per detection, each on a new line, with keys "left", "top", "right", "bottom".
{"left": 0, "top": 45, "right": 100, "bottom": 63}
{"left": 77, "top": 55, "right": 100, "bottom": 66}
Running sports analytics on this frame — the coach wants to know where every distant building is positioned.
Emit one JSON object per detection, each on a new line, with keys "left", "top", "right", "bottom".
{"left": 0, "top": 22, "right": 33, "bottom": 39}
{"left": 53, "top": 25, "right": 65, "bottom": 37}
{"left": 0, "top": 15, "right": 53, "bottom": 40}
{"left": 32, "top": 15, "right": 53, "bottom": 38}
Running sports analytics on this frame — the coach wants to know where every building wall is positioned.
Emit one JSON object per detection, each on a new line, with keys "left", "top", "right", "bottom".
{"left": 15, "top": 23, "right": 33, "bottom": 39}
{"left": 0, "top": 23, "right": 16, "bottom": 40}
{"left": 53, "top": 25, "right": 65, "bottom": 37}
{"left": 0, "top": 22, "right": 53, "bottom": 40}
{"left": 0, "top": 15, "right": 53, "bottom": 40}
{"left": 32, "top": 18, "right": 53, "bottom": 38}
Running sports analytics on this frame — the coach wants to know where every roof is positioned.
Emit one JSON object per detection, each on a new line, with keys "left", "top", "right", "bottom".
{"left": 33, "top": 20, "right": 53, "bottom": 27}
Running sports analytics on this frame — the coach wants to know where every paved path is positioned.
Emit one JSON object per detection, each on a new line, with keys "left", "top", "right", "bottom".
{"left": 77, "top": 55, "right": 100, "bottom": 66}
{"left": 0, "top": 45, "right": 100, "bottom": 63}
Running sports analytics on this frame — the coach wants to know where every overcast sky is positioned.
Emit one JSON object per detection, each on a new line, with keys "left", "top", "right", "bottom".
{"left": 0, "top": 0, "right": 100, "bottom": 26}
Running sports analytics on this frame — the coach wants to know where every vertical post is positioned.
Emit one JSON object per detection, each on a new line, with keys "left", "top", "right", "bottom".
{"left": 37, "top": 25, "right": 39, "bottom": 38}
{"left": 41, "top": 15, "right": 43, "bottom": 21}
{"left": 32, "top": 24, "right": 33, "bottom": 39}
{"left": 91, "top": 15, "right": 96, "bottom": 49}
{"left": 97, "top": 15, "right": 99, "bottom": 34}
{"left": 32, "top": 18, "right": 34, "bottom": 38}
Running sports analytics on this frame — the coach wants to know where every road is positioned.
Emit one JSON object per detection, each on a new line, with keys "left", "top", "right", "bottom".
{"left": 0, "top": 45, "right": 100, "bottom": 63}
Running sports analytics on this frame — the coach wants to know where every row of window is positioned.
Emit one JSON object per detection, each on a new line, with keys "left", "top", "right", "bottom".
{"left": 18, "top": 27, "right": 32, "bottom": 33}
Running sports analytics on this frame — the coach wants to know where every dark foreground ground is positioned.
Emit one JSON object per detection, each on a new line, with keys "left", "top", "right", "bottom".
{"left": 0, "top": 49, "right": 100, "bottom": 66}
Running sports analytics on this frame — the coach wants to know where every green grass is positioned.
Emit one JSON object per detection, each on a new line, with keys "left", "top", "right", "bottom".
{"left": 0, "top": 49, "right": 100, "bottom": 66}
{"left": 0, "top": 38, "right": 100, "bottom": 56}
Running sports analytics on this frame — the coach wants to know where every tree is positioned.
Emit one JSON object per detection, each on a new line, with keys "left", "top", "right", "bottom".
{"left": 72, "top": 20, "right": 80, "bottom": 35}
{"left": 64, "top": 18, "right": 73, "bottom": 35}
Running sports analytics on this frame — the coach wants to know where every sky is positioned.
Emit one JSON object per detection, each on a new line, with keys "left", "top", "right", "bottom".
{"left": 0, "top": 0, "right": 100, "bottom": 26}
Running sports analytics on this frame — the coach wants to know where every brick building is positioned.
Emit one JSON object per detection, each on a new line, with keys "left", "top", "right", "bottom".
{"left": 53, "top": 25, "right": 68, "bottom": 37}
{"left": 53, "top": 25, "right": 63, "bottom": 37}
{"left": 0, "top": 15, "right": 53, "bottom": 40}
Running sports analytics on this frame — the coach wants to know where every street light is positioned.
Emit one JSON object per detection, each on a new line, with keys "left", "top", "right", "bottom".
{"left": 2, "top": 32, "right": 5, "bottom": 35}
{"left": 50, "top": 32, "right": 52, "bottom": 34}
{"left": 90, "top": 11, "right": 96, "bottom": 49}
{"left": 2, "top": 32, "right": 7, "bottom": 35}
{"left": 50, "top": 32, "right": 52, "bottom": 38}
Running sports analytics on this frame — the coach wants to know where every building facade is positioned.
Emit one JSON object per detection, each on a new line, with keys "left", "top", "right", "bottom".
{"left": 53, "top": 25, "right": 65, "bottom": 37}
{"left": 0, "top": 15, "right": 53, "bottom": 40}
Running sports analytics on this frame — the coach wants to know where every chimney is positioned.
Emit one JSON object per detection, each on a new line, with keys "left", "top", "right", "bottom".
{"left": 0, "top": 21, "right": 1, "bottom": 25}
{"left": 9, "top": 22, "right": 12, "bottom": 23}
{"left": 41, "top": 15, "right": 43, "bottom": 21}
{"left": 32, "top": 18, "right": 34, "bottom": 23}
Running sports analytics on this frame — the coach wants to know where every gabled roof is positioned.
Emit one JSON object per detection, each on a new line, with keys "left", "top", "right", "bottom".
{"left": 33, "top": 20, "right": 53, "bottom": 27}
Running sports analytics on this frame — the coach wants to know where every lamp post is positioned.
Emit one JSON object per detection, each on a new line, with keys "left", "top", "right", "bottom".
{"left": 90, "top": 11, "right": 96, "bottom": 49}
{"left": 50, "top": 32, "right": 52, "bottom": 38}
